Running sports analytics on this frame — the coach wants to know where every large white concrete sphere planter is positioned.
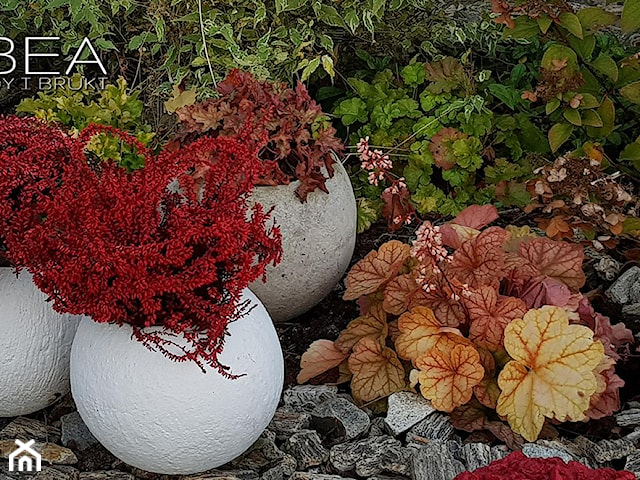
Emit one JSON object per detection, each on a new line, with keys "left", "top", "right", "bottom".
{"left": 0, "top": 268, "right": 81, "bottom": 417}
{"left": 70, "top": 289, "right": 284, "bottom": 475}
{"left": 250, "top": 158, "right": 357, "bottom": 322}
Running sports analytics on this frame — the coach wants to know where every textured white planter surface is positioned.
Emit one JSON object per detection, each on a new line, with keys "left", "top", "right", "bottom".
{"left": 0, "top": 268, "right": 81, "bottom": 417}
{"left": 71, "top": 289, "right": 284, "bottom": 475}
{"left": 250, "top": 159, "right": 357, "bottom": 322}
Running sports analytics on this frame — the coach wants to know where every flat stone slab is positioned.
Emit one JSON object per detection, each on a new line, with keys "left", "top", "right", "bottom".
{"left": 282, "top": 430, "right": 329, "bottom": 470}
{"left": 0, "top": 418, "right": 61, "bottom": 444}
{"left": 269, "top": 411, "right": 311, "bottom": 441}
{"left": 312, "top": 398, "right": 370, "bottom": 442}
{"left": 384, "top": 393, "right": 435, "bottom": 436}
{"left": 616, "top": 409, "right": 640, "bottom": 427}
{"left": 282, "top": 387, "right": 339, "bottom": 414}
{"left": 0, "top": 441, "right": 77, "bottom": 465}
{"left": 330, "top": 436, "right": 411, "bottom": 477}
{"left": 407, "top": 414, "right": 455, "bottom": 442}
{"left": 588, "top": 439, "right": 637, "bottom": 463}
{"left": 460, "top": 443, "right": 492, "bottom": 472}
{"left": 607, "top": 267, "right": 640, "bottom": 305}
{"left": 410, "top": 441, "right": 465, "bottom": 480}
{"left": 61, "top": 413, "right": 98, "bottom": 453}
{"left": 182, "top": 471, "right": 259, "bottom": 480}
{"left": 522, "top": 443, "right": 573, "bottom": 463}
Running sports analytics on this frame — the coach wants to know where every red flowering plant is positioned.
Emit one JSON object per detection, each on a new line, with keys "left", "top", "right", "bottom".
{"left": 298, "top": 204, "right": 633, "bottom": 445}
{"left": 170, "top": 69, "right": 345, "bottom": 201}
{"left": 0, "top": 115, "right": 282, "bottom": 374}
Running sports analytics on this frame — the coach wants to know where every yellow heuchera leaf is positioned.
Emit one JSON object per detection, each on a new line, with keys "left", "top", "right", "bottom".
{"left": 415, "top": 340, "right": 485, "bottom": 412}
{"left": 297, "top": 340, "right": 349, "bottom": 384}
{"left": 496, "top": 306, "right": 605, "bottom": 442}
{"left": 348, "top": 337, "right": 406, "bottom": 403}
{"left": 344, "top": 240, "right": 411, "bottom": 300}
{"left": 335, "top": 303, "right": 388, "bottom": 353}
{"left": 395, "top": 306, "right": 458, "bottom": 362}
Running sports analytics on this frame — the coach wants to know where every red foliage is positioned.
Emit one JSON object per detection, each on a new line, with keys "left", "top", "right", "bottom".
{"left": 455, "top": 451, "right": 635, "bottom": 480}
{"left": 0, "top": 116, "right": 282, "bottom": 373}
{"left": 172, "top": 69, "right": 344, "bottom": 201}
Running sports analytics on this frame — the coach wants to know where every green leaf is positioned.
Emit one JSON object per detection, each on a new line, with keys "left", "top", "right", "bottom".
{"left": 623, "top": 217, "right": 640, "bottom": 234}
{"left": 581, "top": 110, "right": 603, "bottom": 127}
{"left": 591, "top": 55, "right": 619, "bottom": 83}
{"left": 622, "top": 0, "right": 640, "bottom": 33}
{"left": 548, "top": 122, "right": 574, "bottom": 152}
{"left": 488, "top": 84, "right": 520, "bottom": 110}
{"left": 344, "top": 9, "right": 360, "bottom": 33}
{"left": 620, "top": 81, "right": 640, "bottom": 104}
{"left": 401, "top": 63, "right": 426, "bottom": 87}
{"left": 578, "top": 93, "right": 600, "bottom": 109}
{"left": 301, "top": 57, "right": 321, "bottom": 81}
{"left": 321, "top": 55, "right": 335, "bottom": 77}
{"left": 576, "top": 7, "right": 619, "bottom": 32}
{"left": 503, "top": 16, "right": 539, "bottom": 39}
{"left": 587, "top": 96, "right": 615, "bottom": 138}
{"left": 356, "top": 198, "right": 381, "bottom": 233}
{"left": 318, "top": 34, "right": 334, "bottom": 52}
{"left": 620, "top": 142, "right": 640, "bottom": 161}
{"left": 546, "top": 98, "right": 561, "bottom": 115}
{"left": 537, "top": 14, "right": 553, "bottom": 33}
{"left": 559, "top": 12, "right": 583, "bottom": 38}
{"left": 334, "top": 98, "right": 368, "bottom": 125}
{"left": 94, "top": 38, "right": 117, "bottom": 51}
{"left": 317, "top": 5, "right": 345, "bottom": 28}
{"left": 568, "top": 34, "right": 595, "bottom": 60}
{"left": 563, "top": 108, "right": 582, "bottom": 126}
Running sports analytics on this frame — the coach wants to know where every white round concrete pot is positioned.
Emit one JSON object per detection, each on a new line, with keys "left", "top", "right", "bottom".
{"left": 70, "top": 289, "right": 284, "bottom": 475}
{"left": 0, "top": 268, "right": 81, "bottom": 417}
{"left": 250, "top": 158, "right": 357, "bottom": 322}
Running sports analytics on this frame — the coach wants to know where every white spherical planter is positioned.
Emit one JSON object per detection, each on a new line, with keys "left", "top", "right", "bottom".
{"left": 250, "top": 158, "right": 357, "bottom": 322}
{"left": 0, "top": 268, "right": 81, "bottom": 417}
{"left": 70, "top": 289, "right": 284, "bottom": 475}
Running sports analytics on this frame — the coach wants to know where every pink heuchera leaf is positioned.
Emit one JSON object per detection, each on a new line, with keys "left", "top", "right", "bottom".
{"left": 463, "top": 286, "right": 528, "bottom": 350}
{"left": 452, "top": 205, "right": 499, "bottom": 230}
{"left": 575, "top": 296, "right": 633, "bottom": 361}
{"left": 585, "top": 357, "right": 625, "bottom": 420}
{"left": 447, "top": 227, "right": 507, "bottom": 289}
{"left": 518, "top": 237, "right": 586, "bottom": 291}
{"left": 422, "top": 277, "right": 466, "bottom": 327}
{"left": 520, "top": 277, "right": 573, "bottom": 309}
{"left": 297, "top": 340, "right": 349, "bottom": 384}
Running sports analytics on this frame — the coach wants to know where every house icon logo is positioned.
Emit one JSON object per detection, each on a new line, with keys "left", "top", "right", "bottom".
{"left": 8, "top": 439, "right": 42, "bottom": 472}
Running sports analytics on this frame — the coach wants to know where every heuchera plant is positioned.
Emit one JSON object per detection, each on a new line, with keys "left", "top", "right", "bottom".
{"left": 0, "top": 115, "right": 282, "bottom": 374}
{"left": 298, "top": 204, "right": 632, "bottom": 443}
{"left": 171, "top": 69, "right": 345, "bottom": 201}
{"left": 454, "top": 451, "right": 635, "bottom": 480}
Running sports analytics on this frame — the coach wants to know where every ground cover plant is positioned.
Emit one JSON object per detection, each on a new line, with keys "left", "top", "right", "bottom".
{"left": 171, "top": 69, "right": 344, "bottom": 200}
{"left": 298, "top": 205, "right": 633, "bottom": 443}
{"left": 0, "top": 115, "right": 282, "bottom": 372}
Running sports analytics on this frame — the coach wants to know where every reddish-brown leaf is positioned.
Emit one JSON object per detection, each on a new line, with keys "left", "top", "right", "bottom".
{"left": 298, "top": 340, "right": 350, "bottom": 384}
{"left": 464, "top": 286, "right": 527, "bottom": 350}
{"left": 518, "top": 237, "right": 585, "bottom": 291}
{"left": 452, "top": 205, "right": 499, "bottom": 230}
{"left": 344, "top": 240, "right": 411, "bottom": 300}
{"left": 586, "top": 359, "right": 625, "bottom": 420}
{"left": 447, "top": 227, "right": 507, "bottom": 289}
{"left": 383, "top": 274, "right": 428, "bottom": 315}
{"left": 451, "top": 399, "right": 490, "bottom": 432}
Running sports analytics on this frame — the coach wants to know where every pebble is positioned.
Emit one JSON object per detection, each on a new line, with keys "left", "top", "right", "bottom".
{"left": 79, "top": 472, "right": 135, "bottom": 480}
{"left": 312, "top": 398, "right": 370, "bottom": 443}
{"left": 606, "top": 267, "right": 640, "bottom": 305}
{"left": 282, "top": 431, "right": 329, "bottom": 470}
{"left": 383, "top": 393, "right": 435, "bottom": 436}
{"left": 459, "top": 443, "right": 492, "bottom": 472}
{"left": 329, "top": 436, "right": 411, "bottom": 477}
{"left": 625, "top": 451, "right": 640, "bottom": 476}
{"left": 0, "top": 418, "right": 61, "bottom": 444}
{"left": 616, "top": 409, "right": 640, "bottom": 427}
{"left": 34, "top": 466, "right": 79, "bottom": 480}
{"left": 522, "top": 443, "right": 573, "bottom": 463}
{"left": 291, "top": 474, "right": 354, "bottom": 480}
{"left": 406, "top": 413, "right": 455, "bottom": 443}
{"left": 269, "top": 411, "right": 311, "bottom": 442}
{"left": 588, "top": 439, "right": 637, "bottom": 463}
{"left": 60, "top": 414, "right": 98, "bottom": 453}
{"left": 261, "top": 454, "right": 296, "bottom": 480}
{"left": 410, "top": 440, "right": 465, "bottom": 480}
{"left": 282, "top": 387, "right": 338, "bottom": 414}
{"left": 0, "top": 441, "right": 77, "bottom": 465}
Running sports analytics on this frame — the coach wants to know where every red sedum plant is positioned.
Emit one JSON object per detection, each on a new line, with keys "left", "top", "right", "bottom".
{"left": 172, "top": 69, "right": 344, "bottom": 201}
{"left": 0, "top": 115, "right": 282, "bottom": 374}
{"left": 454, "top": 451, "right": 635, "bottom": 480}
{"left": 299, "top": 204, "right": 632, "bottom": 443}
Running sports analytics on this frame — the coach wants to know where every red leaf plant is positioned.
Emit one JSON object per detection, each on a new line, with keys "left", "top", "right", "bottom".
{"left": 0, "top": 115, "right": 282, "bottom": 375}
{"left": 455, "top": 451, "right": 635, "bottom": 480}
{"left": 171, "top": 69, "right": 345, "bottom": 201}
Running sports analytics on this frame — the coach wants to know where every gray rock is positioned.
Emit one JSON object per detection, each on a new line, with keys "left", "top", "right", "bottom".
{"left": 269, "top": 411, "right": 311, "bottom": 441}
{"left": 587, "top": 438, "right": 637, "bottom": 463}
{"left": 625, "top": 427, "right": 640, "bottom": 444}
{"left": 368, "top": 418, "right": 386, "bottom": 438}
{"left": 0, "top": 441, "right": 77, "bottom": 466}
{"left": 522, "top": 443, "right": 573, "bottom": 463}
{"left": 261, "top": 455, "right": 296, "bottom": 480}
{"left": 282, "top": 386, "right": 339, "bottom": 414}
{"left": 616, "top": 409, "right": 640, "bottom": 427}
{"left": 607, "top": 267, "right": 640, "bottom": 305}
{"left": 232, "top": 431, "right": 284, "bottom": 471}
{"left": 384, "top": 393, "right": 435, "bottom": 436}
{"left": 330, "top": 436, "right": 411, "bottom": 477}
{"left": 410, "top": 441, "right": 465, "bottom": 480}
{"left": 0, "top": 418, "right": 61, "bottom": 443}
{"left": 60, "top": 413, "right": 98, "bottom": 452}
{"left": 536, "top": 440, "right": 582, "bottom": 462}
{"left": 407, "top": 414, "right": 455, "bottom": 442}
{"left": 623, "top": 303, "right": 640, "bottom": 316}
{"left": 594, "top": 256, "right": 622, "bottom": 281}
{"left": 291, "top": 474, "right": 354, "bottom": 480}
{"left": 182, "top": 471, "right": 258, "bottom": 480}
{"left": 490, "top": 445, "right": 510, "bottom": 462}
{"left": 79, "top": 472, "right": 135, "bottom": 480}
{"left": 368, "top": 476, "right": 410, "bottom": 480}
{"left": 625, "top": 451, "right": 640, "bottom": 476}
{"left": 33, "top": 466, "right": 78, "bottom": 480}
{"left": 460, "top": 443, "right": 492, "bottom": 472}
{"left": 282, "top": 431, "right": 329, "bottom": 470}
{"left": 312, "top": 398, "right": 370, "bottom": 443}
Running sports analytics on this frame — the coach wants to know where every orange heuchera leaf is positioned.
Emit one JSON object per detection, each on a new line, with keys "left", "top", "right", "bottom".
{"left": 415, "top": 342, "right": 485, "bottom": 412}
{"left": 464, "top": 286, "right": 528, "bottom": 350}
{"left": 335, "top": 303, "right": 388, "bottom": 353}
{"left": 518, "top": 237, "right": 586, "bottom": 291}
{"left": 383, "top": 274, "right": 428, "bottom": 315}
{"left": 496, "top": 306, "right": 605, "bottom": 442}
{"left": 344, "top": 240, "right": 411, "bottom": 300}
{"left": 504, "top": 225, "right": 537, "bottom": 253}
{"left": 423, "top": 277, "right": 466, "bottom": 327}
{"left": 297, "top": 340, "right": 350, "bottom": 384}
{"left": 395, "top": 306, "right": 454, "bottom": 362}
{"left": 473, "top": 347, "right": 501, "bottom": 409}
{"left": 348, "top": 337, "right": 406, "bottom": 403}
{"left": 447, "top": 227, "right": 507, "bottom": 289}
